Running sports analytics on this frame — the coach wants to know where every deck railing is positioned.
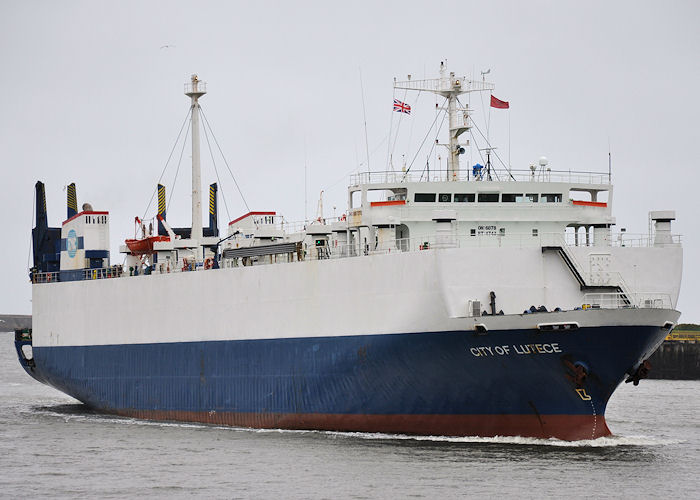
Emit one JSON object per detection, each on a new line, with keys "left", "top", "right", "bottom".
{"left": 29, "top": 230, "right": 680, "bottom": 299}
{"left": 563, "top": 232, "right": 682, "bottom": 248}
{"left": 350, "top": 169, "right": 612, "bottom": 186}
{"left": 581, "top": 292, "right": 673, "bottom": 310}
{"left": 31, "top": 271, "right": 60, "bottom": 284}
{"left": 31, "top": 266, "right": 125, "bottom": 284}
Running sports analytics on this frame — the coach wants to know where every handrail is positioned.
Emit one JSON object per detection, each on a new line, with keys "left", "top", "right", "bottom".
{"left": 30, "top": 231, "right": 682, "bottom": 287}
{"left": 229, "top": 216, "right": 348, "bottom": 235}
{"left": 582, "top": 292, "right": 672, "bottom": 310}
{"left": 350, "top": 169, "right": 612, "bottom": 186}
{"left": 31, "top": 271, "right": 60, "bottom": 284}
{"left": 31, "top": 266, "right": 125, "bottom": 284}
{"left": 564, "top": 232, "right": 682, "bottom": 248}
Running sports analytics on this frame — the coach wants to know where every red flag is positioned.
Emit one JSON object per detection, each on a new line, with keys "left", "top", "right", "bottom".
{"left": 490, "top": 95, "right": 509, "bottom": 109}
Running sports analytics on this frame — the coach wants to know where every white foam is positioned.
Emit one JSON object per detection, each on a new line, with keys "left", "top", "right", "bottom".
{"left": 233, "top": 428, "right": 681, "bottom": 447}
{"left": 322, "top": 431, "right": 684, "bottom": 447}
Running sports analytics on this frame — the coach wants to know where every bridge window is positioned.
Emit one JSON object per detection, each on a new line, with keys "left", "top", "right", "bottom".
{"left": 387, "top": 188, "right": 408, "bottom": 201}
{"left": 541, "top": 193, "right": 562, "bottom": 203}
{"left": 502, "top": 194, "right": 521, "bottom": 203}
{"left": 454, "top": 193, "right": 475, "bottom": 202}
{"left": 415, "top": 193, "right": 436, "bottom": 202}
{"left": 368, "top": 188, "right": 400, "bottom": 204}
{"left": 569, "top": 190, "right": 591, "bottom": 202}
{"left": 438, "top": 193, "right": 452, "bottom": 202}
{"left": 478, "top": 193, "right": 499, "bottom": 203}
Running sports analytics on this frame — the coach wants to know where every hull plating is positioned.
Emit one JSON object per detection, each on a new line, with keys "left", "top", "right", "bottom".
{"left": 18, "top": 323, "right": 669, "bottom": 440}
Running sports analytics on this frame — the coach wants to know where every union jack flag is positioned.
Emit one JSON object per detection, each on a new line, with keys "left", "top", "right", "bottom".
{"left": 393, "top": 99, "right": 411, "bottom": 114}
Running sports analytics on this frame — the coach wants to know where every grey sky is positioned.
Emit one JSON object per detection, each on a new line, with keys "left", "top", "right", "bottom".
{"left": 1, "top": 1, "right": 698, "bottom": 321}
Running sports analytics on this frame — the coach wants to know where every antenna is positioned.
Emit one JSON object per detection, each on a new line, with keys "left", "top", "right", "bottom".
{"left": 304, "top": 136, "right": 308, "bottom": 222}
{"left": 608, "top": 140, "right": 612, "bottom": 183}
{"left": 359, "top": 68, "right": 370, "bottom": 173}
{"left": 479, "top": 147, "right": 498, "bottom": 181}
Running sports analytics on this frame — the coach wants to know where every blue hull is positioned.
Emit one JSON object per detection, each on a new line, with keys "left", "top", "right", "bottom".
{"left": 16, "top": 324, "right": 666, "bottom": 439}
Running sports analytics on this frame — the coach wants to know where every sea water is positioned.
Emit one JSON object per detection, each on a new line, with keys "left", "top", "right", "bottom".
{"left": 1, "top": 334, "right": 698, "bottom": 499}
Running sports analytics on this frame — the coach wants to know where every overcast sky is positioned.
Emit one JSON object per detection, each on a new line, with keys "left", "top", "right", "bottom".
{"left": 1, "top": 1, "right": 698, "bottom": 321}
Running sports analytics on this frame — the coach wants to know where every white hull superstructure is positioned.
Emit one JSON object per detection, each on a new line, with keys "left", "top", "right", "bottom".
{"left": 31, "top": 237, "right": 681, "bottom": 348}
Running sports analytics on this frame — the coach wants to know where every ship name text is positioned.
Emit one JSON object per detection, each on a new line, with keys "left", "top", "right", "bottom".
{"left": 469, "top": 343, "right": 562, "bottom": 357}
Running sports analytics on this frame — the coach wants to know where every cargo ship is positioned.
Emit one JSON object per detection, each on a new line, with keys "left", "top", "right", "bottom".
{"left": 16, "top": 67, "right": 683, "bottom": 440}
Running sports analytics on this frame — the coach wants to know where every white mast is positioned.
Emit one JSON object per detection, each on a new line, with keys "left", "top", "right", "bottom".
{"left": 394, "top": 62, "right": 494, "bottom": 180}
{"left": 185, "top": 74, "right": 206, "bottom": 259}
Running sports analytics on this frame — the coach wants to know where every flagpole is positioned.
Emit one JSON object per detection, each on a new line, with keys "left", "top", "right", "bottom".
{"left": 389, "top": 89, "right": 409, "bottom": 174}
{"left": 481, "top": 69, "right": 491, "bottom": 145}
{"left": 487, "top": 93, "right": 492, "bottom": 144}
{"left": 508, "top": 108, "right": 511, "bottom": 172}
{"left": 386, "top": 79, "right": 397, "bottom": 173}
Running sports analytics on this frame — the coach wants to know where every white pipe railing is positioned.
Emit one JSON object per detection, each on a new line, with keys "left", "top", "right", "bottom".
{"left": 582, "top": 292, "right": 672, "bottom": 310}
{"left": 350, "top": 169, "right": 612, "bottom": 186}
{"left": 29, "top": 230, "right": 681, "bottom": 289}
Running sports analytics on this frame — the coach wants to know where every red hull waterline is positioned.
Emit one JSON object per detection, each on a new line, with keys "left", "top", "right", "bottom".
{"left": 111, "top": 410, "right": 612, "bottom": 441}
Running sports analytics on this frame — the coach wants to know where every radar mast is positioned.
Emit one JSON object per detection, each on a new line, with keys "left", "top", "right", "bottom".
{"left": 394, "top": 62, "right": 494, "bottom": 180}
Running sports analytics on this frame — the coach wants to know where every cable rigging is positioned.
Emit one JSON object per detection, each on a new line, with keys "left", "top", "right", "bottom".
{"left": 141, "top": 107, "right": 192, "bottom": 219}
{"left": 167, "top": 116, "right": 192, "bottom": 213}
{"left": 200, "top": 107, "right": 250, "bottom": 213}
{"left": 201, "top": 117, "right": 231, "bottom": 222}
{"left": 402, "top": 97, "right": 448, "bottom": 179}
{"left": 456, "top": 96, "right": 515, "bottom": 181}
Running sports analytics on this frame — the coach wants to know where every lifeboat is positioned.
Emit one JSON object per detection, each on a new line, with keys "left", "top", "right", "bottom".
{"left": 124, "top": 235, "right": 170, "bottom": 255}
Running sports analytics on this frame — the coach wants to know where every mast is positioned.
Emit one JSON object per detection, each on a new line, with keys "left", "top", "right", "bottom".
{"left": 394, "top": 62, "right": 494, "bottom": 180}
{"left": 185, "top": 75, "right": 207, "bottom": 258}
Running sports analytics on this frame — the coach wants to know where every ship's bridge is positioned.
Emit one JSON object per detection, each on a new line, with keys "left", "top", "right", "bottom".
{"left": 348, "top": 169, "right": 615, "bottom": 254}
{"left": 347, "top": 169, "right": 614, "bottom": 243}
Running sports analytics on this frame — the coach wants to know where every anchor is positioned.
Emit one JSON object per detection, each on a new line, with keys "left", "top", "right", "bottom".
{"left": 625, "top": 359, "right": 652, "bottom": 386}
{"left": 563, "top": 358, "right": 589, "bottom": 387}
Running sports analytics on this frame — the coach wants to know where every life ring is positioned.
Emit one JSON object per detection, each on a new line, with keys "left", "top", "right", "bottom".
{"left": 204, "top": 258, "right": 213, "bottom": 270}
{"left": 46, "top": 273, "right": 52, "bottom": 283}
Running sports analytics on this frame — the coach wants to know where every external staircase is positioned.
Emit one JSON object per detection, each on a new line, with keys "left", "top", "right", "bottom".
{"left": 542, "top": 243, "right": 633, "bottom": 306}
